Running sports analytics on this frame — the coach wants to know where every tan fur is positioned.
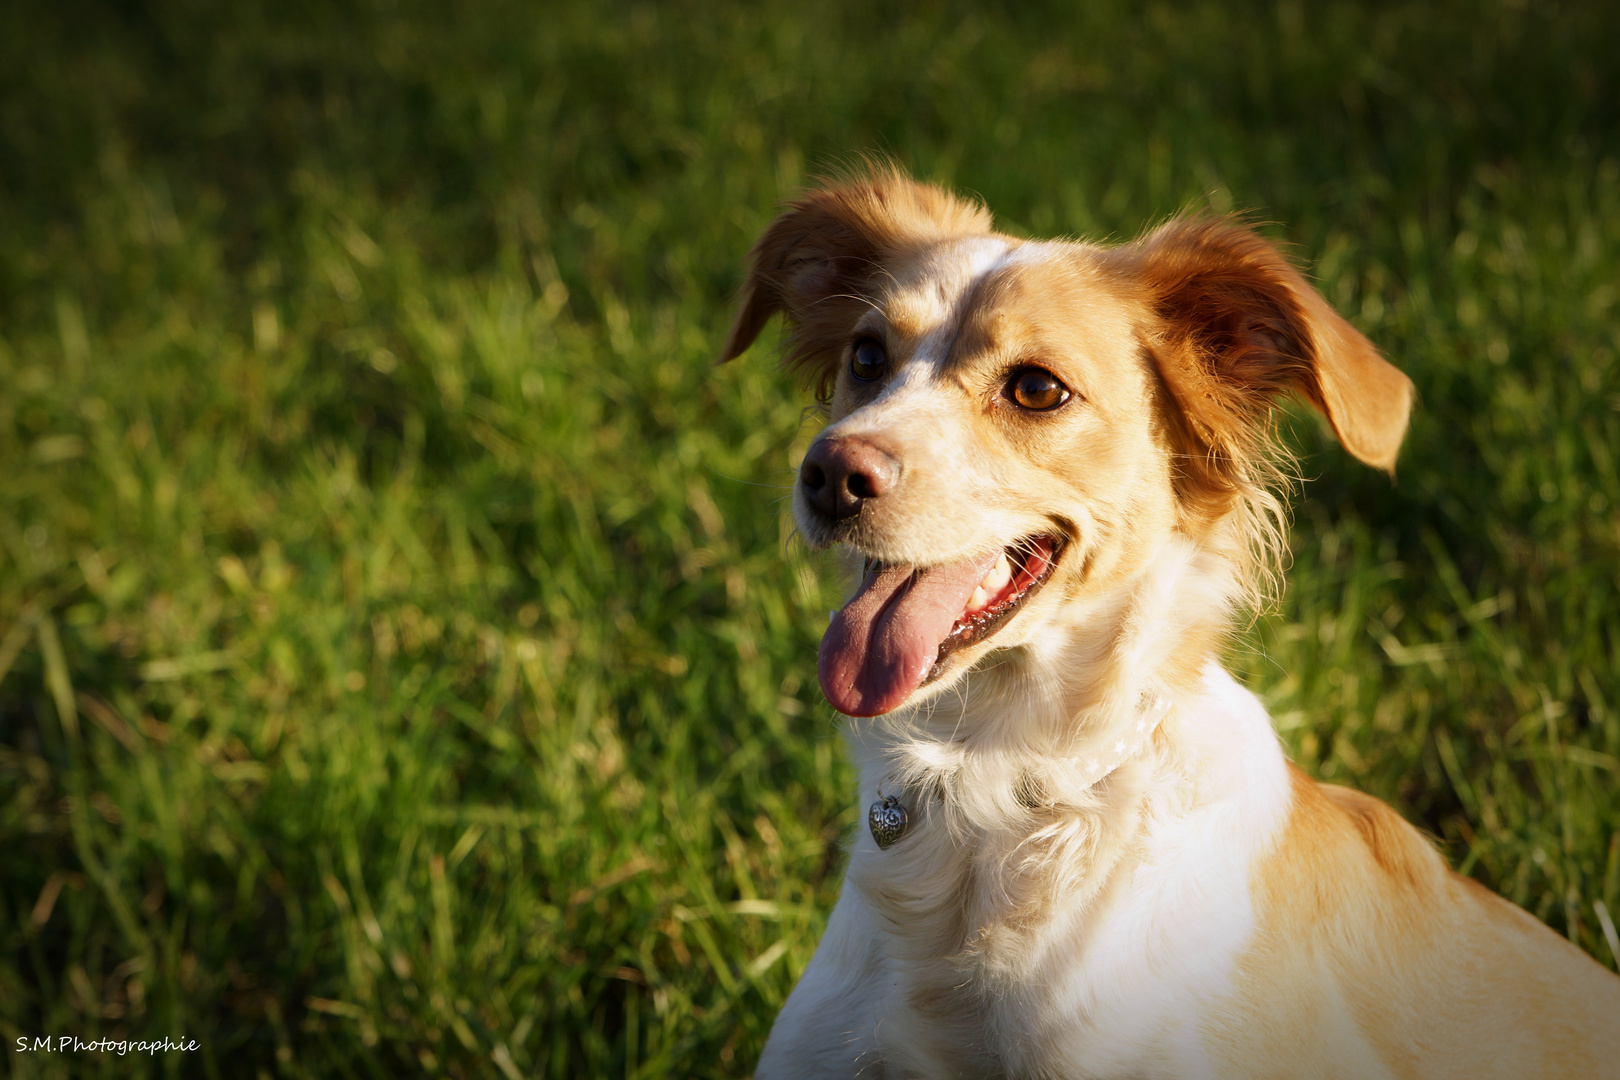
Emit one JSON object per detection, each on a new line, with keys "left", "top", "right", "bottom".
{"left": 1109, "top": 219, "right": 1413, "bottom": 604}
{"left": 728, "top": 169, "right": 1620, "bottom": 1079}
{"left": 1212, "top": 768, "right": 1620, "bottom": 1078}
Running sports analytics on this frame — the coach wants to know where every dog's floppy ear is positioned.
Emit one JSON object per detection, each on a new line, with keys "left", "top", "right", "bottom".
{"left": 1124, "top": 216, "right": 1413, "bottom": 473}
{"left": 720, "top": 168, "right": 993, "bottom": 397}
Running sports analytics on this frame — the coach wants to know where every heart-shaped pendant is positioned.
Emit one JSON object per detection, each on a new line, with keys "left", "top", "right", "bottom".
{"left": 868, "top": 795, "right": 909, "bottom": 849}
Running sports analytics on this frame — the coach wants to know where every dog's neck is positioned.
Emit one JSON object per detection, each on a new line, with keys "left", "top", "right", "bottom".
{"left": 850, "top": 536, "right": 1236, "bottom": 822}
{"left": 842, "top": 538, "right": 1241, "bottom": 994}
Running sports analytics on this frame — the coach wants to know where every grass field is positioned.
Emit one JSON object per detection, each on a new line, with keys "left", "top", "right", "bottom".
{"left": 2, "top": 0, "right": 1618, "bottom": 1075}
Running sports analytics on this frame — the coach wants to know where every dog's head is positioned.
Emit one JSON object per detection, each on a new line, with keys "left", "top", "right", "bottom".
{"left": 725, "top": 168, "right": 1412, "bottom": 718}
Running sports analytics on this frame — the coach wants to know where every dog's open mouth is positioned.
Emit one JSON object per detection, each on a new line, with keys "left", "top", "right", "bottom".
{"left": 818, "top": 535, "right": 1064, "bottom": 717}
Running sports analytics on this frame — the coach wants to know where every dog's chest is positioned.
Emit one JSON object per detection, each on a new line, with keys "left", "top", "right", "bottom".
{"left": 858, "top": 820, "right": 1268, "bottom": 1078}
{"left": 847, "top": 706, "right": 1293, "bottom": 1075}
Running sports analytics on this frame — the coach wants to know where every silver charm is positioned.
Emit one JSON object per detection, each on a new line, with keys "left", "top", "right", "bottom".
{"left": 868, "top": 795, "right": 909, "bottom": 849}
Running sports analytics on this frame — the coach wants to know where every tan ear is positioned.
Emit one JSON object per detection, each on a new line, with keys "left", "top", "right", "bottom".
{"left": 1122, "top": 216, "right": 1413, "bottom": 473}
{"left": 720, "top": 168, "right": 993, "bottom": 394}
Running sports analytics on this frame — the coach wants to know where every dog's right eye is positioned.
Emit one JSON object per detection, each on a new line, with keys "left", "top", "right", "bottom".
{"left": 850, "top": 339, "right": 888, "bottom": 382}
{"left": 1008, "top": 367, "right": 1072, "bottom": 411}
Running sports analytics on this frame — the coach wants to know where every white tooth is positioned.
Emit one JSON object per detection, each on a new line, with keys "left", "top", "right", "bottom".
{"left": 981, "top": 553, "right": 1012, "bottom": 594}
{"left": 967, "top": 586, "right": 988, "bottom": 613}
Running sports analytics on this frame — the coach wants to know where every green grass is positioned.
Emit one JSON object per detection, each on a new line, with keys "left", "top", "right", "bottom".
{"left": 2, "top": 0, "right": 1618, "bottom": 1075}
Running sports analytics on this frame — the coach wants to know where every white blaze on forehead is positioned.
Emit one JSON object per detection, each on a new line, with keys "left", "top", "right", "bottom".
{"left": 890, "top": 236, "right": 1017, "bottom": 367}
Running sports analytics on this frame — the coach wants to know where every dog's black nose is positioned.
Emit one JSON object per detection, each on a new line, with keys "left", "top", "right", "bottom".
{"left": 799, "top": 437, "right": 901, "bottom": 520}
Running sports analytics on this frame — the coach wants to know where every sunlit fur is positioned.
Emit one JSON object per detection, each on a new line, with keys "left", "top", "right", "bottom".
{"left": 725, "top": 169, "right": 1620, "bottom": 1079}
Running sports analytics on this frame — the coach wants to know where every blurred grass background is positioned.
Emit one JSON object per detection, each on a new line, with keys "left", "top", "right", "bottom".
{"left": 2, "top": 0, "right": 1618, "bottom": 1075}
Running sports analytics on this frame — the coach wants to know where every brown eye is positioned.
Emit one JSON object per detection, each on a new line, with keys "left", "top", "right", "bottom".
{"left": 850, "top": 339, "right": 887, "bottom": 381}
{"left": 1008, "top": 367, "right": 1071, "bottom": 411}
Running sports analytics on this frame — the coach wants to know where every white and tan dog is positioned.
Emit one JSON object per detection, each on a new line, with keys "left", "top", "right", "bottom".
{"left": 723, "top": 169, "right": 1620, "bottom": 1079}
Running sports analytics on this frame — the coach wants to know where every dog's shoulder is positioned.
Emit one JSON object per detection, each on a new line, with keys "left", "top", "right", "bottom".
{"left": 1214, "top": 764, "right": 1620, "bottom": 1078}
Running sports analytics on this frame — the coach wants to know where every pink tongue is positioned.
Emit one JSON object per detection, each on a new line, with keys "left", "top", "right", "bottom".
{"left": 818, "top": 551, "right": 1000, "bottom": 716}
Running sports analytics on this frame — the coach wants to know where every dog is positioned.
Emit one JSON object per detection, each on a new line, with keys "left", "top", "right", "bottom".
{"left": 721, "top": 168, "right": 1620, "bottom": 1079}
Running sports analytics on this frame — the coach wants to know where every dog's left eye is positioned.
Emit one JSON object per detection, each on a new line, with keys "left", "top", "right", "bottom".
{"left": 850, "top": 339, "right": 888, "bottom": 382}
{"left": 1008, "top": 368, "right": 1071, "bottom": 411}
